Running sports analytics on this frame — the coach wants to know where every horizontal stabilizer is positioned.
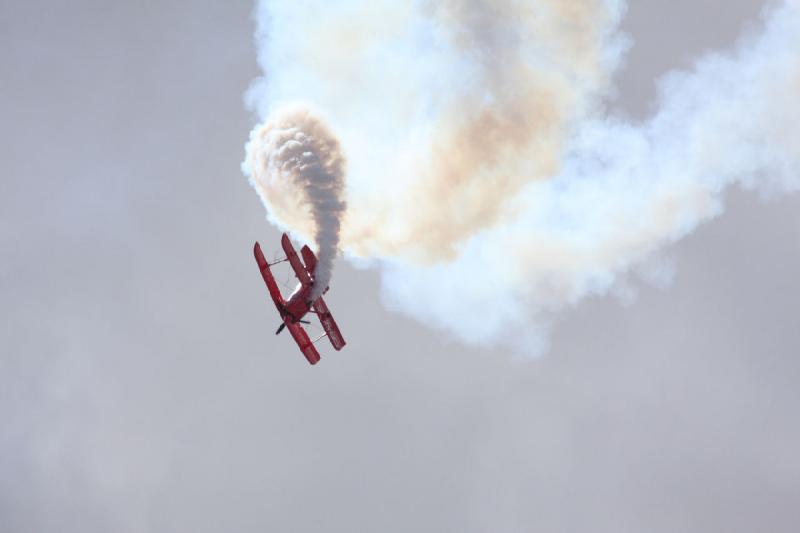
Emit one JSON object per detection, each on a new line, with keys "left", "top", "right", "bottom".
{"left": 282, "top": 233, "right": 312, "bottom": 286}
{"left": 301, "top": 245, "right": 317, "bottom": 276}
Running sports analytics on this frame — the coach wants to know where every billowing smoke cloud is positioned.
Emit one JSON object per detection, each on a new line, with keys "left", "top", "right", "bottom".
{"left": 244, "top": 106, "right": 346, "bottom": 301}
{"left": 246, "top": 0, "right": 800, "bottom": 354}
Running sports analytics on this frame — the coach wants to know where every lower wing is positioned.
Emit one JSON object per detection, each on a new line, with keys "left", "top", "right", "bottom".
{"left": 254, "top": 242, "right": 285, "bottom": 312}
{"left": 286, "top": 320, "right": 321, "bottom": 365}
{"left": 312, "top": 296, "right": 346, "bottom": 351}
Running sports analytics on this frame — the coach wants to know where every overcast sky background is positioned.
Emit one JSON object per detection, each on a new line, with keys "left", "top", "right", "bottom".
{"left": 2, "top": 1, "right": 799, "bottom": 532}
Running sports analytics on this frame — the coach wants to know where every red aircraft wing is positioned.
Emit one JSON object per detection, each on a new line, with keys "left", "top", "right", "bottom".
{"left": 286, "top": 320, "right": 321, "bottom": 365}
{"left": 312, "top": 296, "right": 346, "bottom": 351}
{"left": 281, "top": 233, "right": 312, "bottom": 286}
{"left": 299, "top": 243, "right": 343, "bottom": 349}
{"left": 254, "top": 242, "right": 285, "bottom": 310}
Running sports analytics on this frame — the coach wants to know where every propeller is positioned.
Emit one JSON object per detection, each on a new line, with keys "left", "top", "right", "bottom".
{"left": 275, "top": 319, "right": 311, "bottom": 335}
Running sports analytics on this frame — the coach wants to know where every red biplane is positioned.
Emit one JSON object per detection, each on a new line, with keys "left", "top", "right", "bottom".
{"left": 253, "top": 233, "right": 346, "bottom": 365}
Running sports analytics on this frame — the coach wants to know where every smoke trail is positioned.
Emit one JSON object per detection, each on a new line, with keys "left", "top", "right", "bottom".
{"left": 244, "top": 106, "right": 346, "bottom": 301}
{"left": 246, "top": 0, "right": 800, "bottom": 354}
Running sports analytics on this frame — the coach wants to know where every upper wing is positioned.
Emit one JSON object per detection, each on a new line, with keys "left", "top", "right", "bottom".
{"left": 286, "top": 320, "right": 321, "bottom": 365}
{"left": 281, "top": 233, "right": 312, "bottom": 286}
{"left": 312, "top": 296, "right": 346, "bottom": 351}
{"left": 254, "top": 242, "right": 285, "bottom": 310}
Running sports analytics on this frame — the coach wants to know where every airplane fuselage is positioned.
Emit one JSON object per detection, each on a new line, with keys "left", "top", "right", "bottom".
{"left": 283, "top": 282, "right": 314, "bottom": 323}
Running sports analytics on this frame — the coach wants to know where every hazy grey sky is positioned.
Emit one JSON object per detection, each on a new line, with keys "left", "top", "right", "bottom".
{"left": 2, "top": 1, "right": 798, "bottom": 532}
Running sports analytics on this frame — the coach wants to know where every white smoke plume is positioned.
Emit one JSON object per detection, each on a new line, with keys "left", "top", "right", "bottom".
{"left": 244, "top": 106, "right": 346, "bottom": 301}
{"left": 246, "top": 0, "right": 800, "bottom": 354}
